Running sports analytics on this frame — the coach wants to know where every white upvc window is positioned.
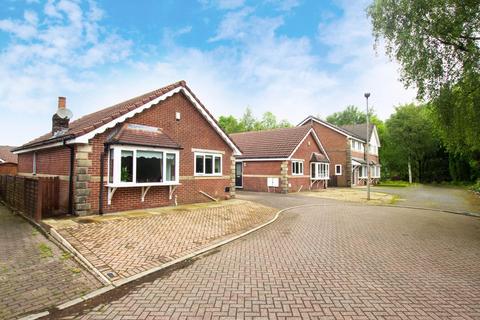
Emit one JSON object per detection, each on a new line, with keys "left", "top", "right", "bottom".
{"left": 194, "top": 152, "right": 222, "bottom": 176}
{"left": 311, "top": 162, "right": 329, "bottom": 180}
{"left": 359, "top": 165, "right": 368, "bottom": 178}
{"left": 107, "top": 145, "right": 180, "bottom": 187}
{"left": 371, "top": 165, "right": 381, "bottom": 178}
{"left": 351, "top": 140, "right": 365, "bottom": 152}
{"left": 292, "top": 160, "right": 304, "bottom": 175}
{"left": 335, "top": 164, "right": 342, "bottom": 175}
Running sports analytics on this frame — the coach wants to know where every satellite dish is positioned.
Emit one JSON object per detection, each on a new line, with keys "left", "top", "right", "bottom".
{"left": 56, "top": 108, "right": 73, "bottom": 119}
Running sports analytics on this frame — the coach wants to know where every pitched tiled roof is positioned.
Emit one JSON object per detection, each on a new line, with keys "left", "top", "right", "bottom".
{"left": 16, "top": 81, "right": 185, "bottom": 151}
{"left": 340, "top": 124, "right": 375, "bottom": 141}
{"left": 310, "top": 152, "right": 329, "bottom": 163}
{"left": 0, "top": 146, "right": 18, "bottom": 163}
{"left": 14, "top": 81, "right": 241, "bottom": 154}
{"left": 230, "top": 126, "right": 313, "bottom": 159}
{"left": 106, "top": 124, "right": 182, "bottom": 149}
{"left": 298, "top": 116, "right": 367, "bottom": 141}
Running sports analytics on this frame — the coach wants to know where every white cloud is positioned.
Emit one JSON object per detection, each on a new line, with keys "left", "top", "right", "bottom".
{"left": 199, "top": 0, "right": 246, "bottom": 10}
{"left": 0, "top": 0, "right": 416, "bottom": 146}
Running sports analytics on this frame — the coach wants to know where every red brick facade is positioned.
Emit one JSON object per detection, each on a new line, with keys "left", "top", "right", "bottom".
{"left": 238, "top": 132, "right": 327, "bottom": 193}
{"left": 17, "top": 90, "right": 237, "bottom": 216}
{"left": 302, "top": 119, "right": 381, "bottom": 187}
{"left": 307, "top": 121, "right": 351, "bottom": 187}
{"left": 17, "top": 146, "right": 72, "bottom": 210}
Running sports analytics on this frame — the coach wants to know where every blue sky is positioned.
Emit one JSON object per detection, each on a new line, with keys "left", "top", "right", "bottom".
{"left": 0, "top": 0, "right": 415, "bottom": 145}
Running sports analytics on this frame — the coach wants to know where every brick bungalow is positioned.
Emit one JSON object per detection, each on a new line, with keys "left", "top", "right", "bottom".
{"left": 230, "top": 126, "right": 330, "bottom": 193}
{"left": 298, "top": 116, "right": 381, "bottom": 187}
{"left": 0, "top": 146, "right": 18, "bottom": 175}
{"left": 13, "top": 81, "right": 241, "bottom": 216}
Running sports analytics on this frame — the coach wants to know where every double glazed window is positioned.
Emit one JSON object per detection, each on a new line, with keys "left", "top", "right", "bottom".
{"left": 292, "top": 161, "right": 304, "bottom": 175}
{"left": 195, "top": 153, "right": 222, "bottom": 176}
{"left": 335, "top": 164, "right": 342, "bottom": 175}
{"left": 311, "top": 163, "right": 329, "bottom": 179}
{"left": 359, "top": 165, "right": 381, "bottom": 178}
{"left": 351, "top": 140, "right": 364, "bottom": 152}
{"left": 109, "top": 147, "right": 179, "bottom": 185}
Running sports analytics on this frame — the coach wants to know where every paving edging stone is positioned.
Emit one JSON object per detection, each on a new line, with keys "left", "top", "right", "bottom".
{"left": 21, "top": 203, "right": 320, "bottom": 320}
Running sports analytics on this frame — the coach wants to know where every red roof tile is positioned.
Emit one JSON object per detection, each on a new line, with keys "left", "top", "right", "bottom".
{"left": 17, "top": 81, "right": 186, "bottom": 150}
{"left": 0, "top": 146, "right": 18, "bottom": 163}
{"left": 230, "top": 126, "right": 313, "bottom": 159}
{"left": 106, "top": 124, "right": 181, "bottom": 149}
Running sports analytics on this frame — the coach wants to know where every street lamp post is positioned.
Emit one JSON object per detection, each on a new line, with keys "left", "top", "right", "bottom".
{"left": 364, "top": 92, "right": 371, "bottom": 201}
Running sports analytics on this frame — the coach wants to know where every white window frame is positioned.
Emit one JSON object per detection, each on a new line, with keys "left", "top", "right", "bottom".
{"left": 310, "top": 162, "right": 330, "bottom": 180}
{"left": 335, "top": 164, "right": 342, "bottom": 176}
{"left": 371, "top": 165, "right": 381, "bottom": 178}
{"left": 359, "top": 165, "right": 368, "bottom": 178}
{"left": 107, "top": 145, "right": 180, "bottom": 187}
{"left": 194, "top": 152, "right": 223, "bottom": 176}
{"left": 292, "top": 160, "right": 304, "bottom": 176}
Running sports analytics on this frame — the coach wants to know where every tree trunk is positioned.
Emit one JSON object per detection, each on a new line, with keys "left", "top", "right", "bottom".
{"left": 408, "top": 159, "right": 412, "bottom": 184}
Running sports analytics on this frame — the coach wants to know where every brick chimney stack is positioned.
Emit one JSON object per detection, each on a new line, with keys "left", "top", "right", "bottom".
{"left": 52, "top": 96, "right": 70, "bottom": 136}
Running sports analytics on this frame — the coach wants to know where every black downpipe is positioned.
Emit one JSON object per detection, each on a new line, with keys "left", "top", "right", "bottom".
{"left": 99, "top": 146, "right": 107, "bottom": 215}
{"left": 66, "top": 142, "right": 75, "bottom": 215}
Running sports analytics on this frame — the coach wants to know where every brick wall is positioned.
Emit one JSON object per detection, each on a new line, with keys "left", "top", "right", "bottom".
{"left": 86, "top": 91, "right": 235, "bottom": 214}
{"left": 17, "top": 146, "right": 72, "bottom": 211}
{"left": 240, "top": 161, "right": 283, "bottom": 193}
{"left": 238, "top": 132, "right": 327, "bottom": 193}
{"left": 307, "top": 122, "right": 350, "bottom": 187}
{"left": 288, "top": 132, "right": 326, "bottom": 192}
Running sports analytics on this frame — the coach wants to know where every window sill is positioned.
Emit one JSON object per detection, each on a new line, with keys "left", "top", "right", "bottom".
{"left": 311, "top": 177, "right": 330, "bottom": 180}
{"left": 106, "top": 182, "right": 181, "bottom": 188}
{"left": 193, "top": 174, "right": 223, "bottom": 177}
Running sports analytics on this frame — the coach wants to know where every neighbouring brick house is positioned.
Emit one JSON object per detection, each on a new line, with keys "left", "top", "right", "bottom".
{"left": 13, "top": 81, "right": 241, "bottom": 216}
{"left": 0, "top": 146, "right": 18, "bottom": 175}
{"left": 298, "top": 116, "right": 381, "bottom": 187}
{"left": 230, "top": 126, "right": 330, "bottom": 193}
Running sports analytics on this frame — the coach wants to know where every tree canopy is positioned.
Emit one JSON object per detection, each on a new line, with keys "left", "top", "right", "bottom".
{"left": 326, "top": 105, "right": 367, "bottom": 126}
{"left": 218, "top": 108, "right": 292, "bottom": 134}
{"left": 368, "top": 0, "right": 480, "bottom": 157}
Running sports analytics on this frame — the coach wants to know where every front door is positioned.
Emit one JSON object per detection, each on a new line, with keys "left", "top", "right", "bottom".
{"left": 235, "top": 162, "right": 243, "bottom": 188}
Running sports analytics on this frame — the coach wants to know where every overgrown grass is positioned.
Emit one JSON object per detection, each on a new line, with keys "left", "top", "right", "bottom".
{"left": 38, "top": 243, "right": 53, "bottom": 258}
{"left": 470, "top": 180, "right": 480, "bottom": 193}
{"left": 377, "top": 180, "right": 411, "bottom": 187}
{"left": 389, "top": 195, "right": 400, "bottom": 204}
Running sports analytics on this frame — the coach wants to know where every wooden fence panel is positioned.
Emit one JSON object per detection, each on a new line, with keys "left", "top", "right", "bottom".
{"left": 0, "top": 175, "right": 60, "bottom": 221}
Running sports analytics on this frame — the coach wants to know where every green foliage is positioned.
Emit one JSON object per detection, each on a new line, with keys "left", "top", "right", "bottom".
{"left": 382, "top": 104, "right": 449, "bottom": 182}
{"left": 429, "top": 74, "right": 480, "bottom": 155}
{"left": 368, "top": 0, "right": 480, "bottom": 159}
{"left": 470, "top": 180, "right": 480, "bottom": 193}
{"left": 218, "top": 115, "right": 245, "bottom": 134}
{"left": 218, "top": 108, "right": 292, "bottom": 134}
{"left": 368, "top": 0, "right": 480, "bottom": 99}
{"left": 38, "top": 243, "right": 53, "bottom": 258}
{"left": 326, "top": 105, "right": 367, "bottom": 126}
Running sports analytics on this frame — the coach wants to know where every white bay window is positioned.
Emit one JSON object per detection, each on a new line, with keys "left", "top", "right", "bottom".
{"left": 311, "top": 163, "right": 329, "bottom": 180}
{"left": 108, "top": 146, "right": 180, "bottom": 186}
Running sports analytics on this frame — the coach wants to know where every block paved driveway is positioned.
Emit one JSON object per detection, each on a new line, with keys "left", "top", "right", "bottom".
{"left": 52, "top": 200, "right": 276, "bottom": 281}
{"left": 52, "top": 193, "right": 480, "bottom": 320}
{"left": 0, "top": 204, "right": 102, "bottom": 320}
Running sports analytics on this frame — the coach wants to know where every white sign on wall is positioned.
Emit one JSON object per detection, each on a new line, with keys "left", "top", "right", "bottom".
{"left": 267, "top": 177, "right": 279, "bottom": 187}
